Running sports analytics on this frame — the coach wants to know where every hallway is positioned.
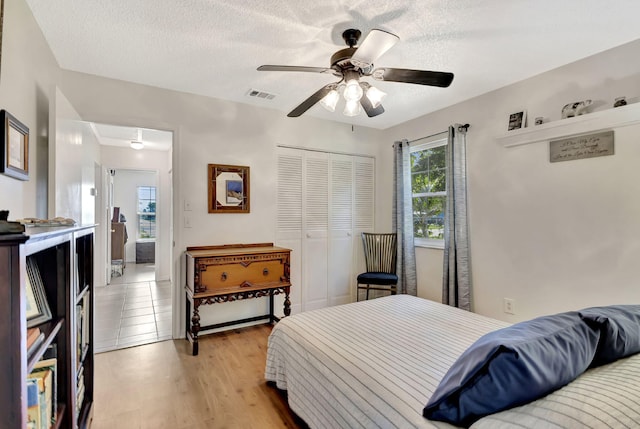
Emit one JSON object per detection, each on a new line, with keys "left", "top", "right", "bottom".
{"left": 94, "top": 264, "right": 172, "bottom": 353}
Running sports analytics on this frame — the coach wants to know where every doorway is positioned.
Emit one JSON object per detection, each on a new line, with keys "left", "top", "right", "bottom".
{"left": 92, "top": 123, "right": 174, "bottom": 353}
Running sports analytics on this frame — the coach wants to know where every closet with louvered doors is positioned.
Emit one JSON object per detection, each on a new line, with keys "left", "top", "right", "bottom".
{"left": 276, "top": 147, "right": 375, "bottom": 314}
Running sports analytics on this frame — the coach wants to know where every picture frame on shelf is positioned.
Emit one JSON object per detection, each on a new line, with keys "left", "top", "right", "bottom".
{"left": 507, "top": 110, "right": 527, "bottom": 131}
{"left": 26, "top": 257, "right": 52, "bottom": 328}
{"left": 1, "top": 110, "right": 30, "bottom": 181}
{"left": 208, "top": 164, "right": 250, "bottom": 213}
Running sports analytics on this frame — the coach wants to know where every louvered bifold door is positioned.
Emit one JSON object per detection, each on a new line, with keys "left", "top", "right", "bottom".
{"left": 354, "top": 157, "right": 375, "bottom": 281}
{"left": 277, "top": 148, "right": 375, "bottom": 312}
{"left": 303, "top": 151, "right": 329, "bottom": 311}
{"left": 276, "top": 148, "right": 303, "bottom": 314}
{"left": 329, "top": 154, "right": 354, "bottom": 306}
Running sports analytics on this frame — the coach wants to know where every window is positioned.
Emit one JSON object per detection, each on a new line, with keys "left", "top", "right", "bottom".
{"left": 411, "top": 139, "right": 447, "bottom": 247}
{"left": 137, "top": 186, "right": 156, "bottom": 239}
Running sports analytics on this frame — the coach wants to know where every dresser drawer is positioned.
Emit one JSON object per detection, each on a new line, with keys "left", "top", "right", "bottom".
{"left": 199, "top": 260, "right": 284, "bottom": 291}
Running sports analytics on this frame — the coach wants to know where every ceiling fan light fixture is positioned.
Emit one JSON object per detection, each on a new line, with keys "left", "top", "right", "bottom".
{"left": 320, "top": 89, "right": 340, "bottom": 112}
{"left": 343, "top": 99, "right": 361, "bottom": 117}
{"left": 365, "top": 85, "right": 387, "bottom": 108}
{"left": 130, "top": 141, "right": 144, "bottom": 150}
{"left": 343, "top": 79, "right": 363, "bottom": 102}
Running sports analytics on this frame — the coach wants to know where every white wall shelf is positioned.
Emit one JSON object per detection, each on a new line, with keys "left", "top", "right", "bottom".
{"left": 497, "top": 102, "right": 640, "bottom": 147}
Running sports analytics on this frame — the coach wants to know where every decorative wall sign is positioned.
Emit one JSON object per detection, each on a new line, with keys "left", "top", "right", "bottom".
{"left": 208, "top": 164, "right": 250, "bottom": 213}
{"left": 0, "top": 110, "right": 29, "bottom": 180}
{"left": 549, "top": 131, "right": 614, "bottom": 163}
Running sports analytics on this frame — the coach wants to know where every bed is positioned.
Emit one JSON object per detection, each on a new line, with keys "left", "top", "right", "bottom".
{"left": 265, "top": 295, "right": 640, "bottom": 428}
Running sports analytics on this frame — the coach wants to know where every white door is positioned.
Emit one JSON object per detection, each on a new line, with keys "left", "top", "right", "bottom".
{"left": 328, "top": 154, "right": 354, "bottom": 306}
{"left": 353, "top": 156, "right": 376, "bottom": 289}
{"left": 276, "top": 149, "right": 303, "bottom": 315}
{"left": 302, "top": 151, "right": 329, "bottom": 311}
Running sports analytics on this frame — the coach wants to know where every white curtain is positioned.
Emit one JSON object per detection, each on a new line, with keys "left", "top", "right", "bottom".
{"left": 442, "top": 124, "right": 471, "bottom": 310}
{"left": 392, "top": 140, "right": 417, "bottom": 296}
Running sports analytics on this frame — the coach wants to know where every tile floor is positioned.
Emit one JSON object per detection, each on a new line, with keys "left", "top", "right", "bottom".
{"left": 94, "top": 263, "right": 172, "bottom": 353}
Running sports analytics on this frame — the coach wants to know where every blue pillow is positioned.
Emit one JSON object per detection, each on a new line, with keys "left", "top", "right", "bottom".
{"left": 423, "top": 312, "right": 600, "bottom": 426}
{"left": 579, "top": 305, "right": 640, "bottom": 367}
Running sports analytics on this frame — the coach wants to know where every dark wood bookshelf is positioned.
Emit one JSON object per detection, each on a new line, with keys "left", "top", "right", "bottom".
{"left": 0, "top": 225, "right": 95, "bottom": 429}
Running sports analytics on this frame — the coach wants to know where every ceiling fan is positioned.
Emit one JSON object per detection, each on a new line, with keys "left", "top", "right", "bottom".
{"left": 257, "top": 28, "right": 454, "bottom": 118}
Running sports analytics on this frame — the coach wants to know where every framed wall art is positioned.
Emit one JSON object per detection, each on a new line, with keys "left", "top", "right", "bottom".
{"left": 208, "top": 164, "right": 250, "bottom": 213}
{"left": 1, "top": 110, "right": 30, "bottom": 180}
{"left": 507, "top": 110, "right": 527, "bottom": 131}
{"left": 26, "top": 257, "right": 52, "bottom": 328}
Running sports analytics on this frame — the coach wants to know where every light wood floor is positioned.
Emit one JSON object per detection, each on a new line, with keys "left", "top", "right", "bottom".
{"left": 91, "top": 324, "right": 305, "bottom": 429}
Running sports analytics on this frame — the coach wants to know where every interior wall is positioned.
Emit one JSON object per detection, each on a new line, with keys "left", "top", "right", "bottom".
{"left": 383, "top": 38, "right": 640, "bottom": 322}
{"left": 0, "top": 0, "right": 58, "bottom": 219}
{"left": 49, "top": 88, "right": 100, "bottom": 223}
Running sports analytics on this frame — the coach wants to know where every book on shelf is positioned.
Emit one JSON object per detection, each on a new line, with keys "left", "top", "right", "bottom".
{"left": 76, "top": 291, "right": 91, "bottom": 364}
{"left": 28, "top": 368, "right": 53, "bottom": 429}
{"left": 76, "top": 381, "right": 85, "bottom": 418}
{"left": 27, "top": 327, "right": 41, "bottom": 348}
{"left": 82, "top": 291, "right": 90, "bottom": 355}
{"left": 26, "top": 378, "right": 41, "bottom": 429}
{"left": 28, "top": 346, "right": 58, "bottom": 429}
{"left": 27, "top": 327, "right": 45, "bottom": 359}
{"left": 77, "top": 370, "right": 85, "bottom": 409}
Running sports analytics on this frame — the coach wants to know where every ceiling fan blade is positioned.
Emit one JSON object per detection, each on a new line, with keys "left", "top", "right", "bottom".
{"left": 372, "top": 68, "right": 454, "bottom": 87}
{"left": 287, "top": 85, "right": 334, "bottom": 117}
{"left": 257, "top": 65, "right": 333, "bottom": 74}
{"left": 359, "top": 96, "right": 385, "bottom": 118}
{"left": 351, "top": 29, "right": 399, "bottom": 69}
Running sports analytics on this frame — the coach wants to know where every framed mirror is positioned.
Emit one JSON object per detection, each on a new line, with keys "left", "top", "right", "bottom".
{"left": 208, "top": 164, "right": 250, "bottom": 213}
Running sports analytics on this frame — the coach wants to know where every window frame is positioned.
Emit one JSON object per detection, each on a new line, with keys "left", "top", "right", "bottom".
{"left": 136, "top": 186, "right": 157, "bottom": 241}
{"left": 410, "top": 137, "right": 447, "bottom": 249}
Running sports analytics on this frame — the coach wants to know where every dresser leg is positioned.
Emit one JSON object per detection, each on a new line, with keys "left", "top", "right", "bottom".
{"left": 283, "top": 287, "right": 291, "bottom": 317}
{"left": 191, "top": 302, "right": 201, "bottom": 356}
{"left": 269, "top": 289, "right": 275, "bottom": 323}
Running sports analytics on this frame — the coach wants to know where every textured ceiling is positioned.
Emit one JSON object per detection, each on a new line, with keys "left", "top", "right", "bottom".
{"left": 27, "top": 0, "right": 640, "bottom": 130}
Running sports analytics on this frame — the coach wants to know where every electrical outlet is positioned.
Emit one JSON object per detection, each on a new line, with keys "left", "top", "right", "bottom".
{"left": 184, "top": 199, "right": 192, "bottom": 211}
{"left": 503, "top": 298, "right": 515, "bottom": 315}
{"left": 184, "top": 216, "right": 192, "bottom": 228}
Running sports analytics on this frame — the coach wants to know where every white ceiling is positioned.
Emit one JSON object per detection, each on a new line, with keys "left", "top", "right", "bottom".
{"left": 90, "top": 123, "right": 172, "bottom": 151}
{"left": 27, "top": 1, "right": 640, "bottom": 130}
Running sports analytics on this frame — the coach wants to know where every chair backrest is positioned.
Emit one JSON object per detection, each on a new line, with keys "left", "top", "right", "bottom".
{"left": 361, "top": 233, "right": 397, "bottom": 274}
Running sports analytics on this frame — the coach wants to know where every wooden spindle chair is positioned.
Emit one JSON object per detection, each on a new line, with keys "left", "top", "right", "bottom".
{"left": 356, "top": 233, "right": 398, "bottom": 301}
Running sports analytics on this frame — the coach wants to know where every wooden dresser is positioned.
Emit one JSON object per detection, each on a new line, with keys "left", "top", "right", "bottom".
{"left": 185, "top": 243, "right": 292, "bottom": 355}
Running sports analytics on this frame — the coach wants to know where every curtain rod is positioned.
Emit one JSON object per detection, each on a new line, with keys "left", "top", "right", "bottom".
{"left": 277, "top": 144, "right": 375, "bottom": 159}
{"left": 408, "top": 124, "right": 470, "bottom": 144}
{"left": 408, "top": 130, "right": 447, "bottom": 144}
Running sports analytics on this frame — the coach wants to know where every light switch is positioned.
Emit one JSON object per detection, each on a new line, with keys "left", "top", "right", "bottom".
{"left": 184, "top": 199, "right": 192, "bottom": 211}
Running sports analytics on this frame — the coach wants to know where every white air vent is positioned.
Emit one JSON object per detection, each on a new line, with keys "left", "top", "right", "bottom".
{"left": 246, "top": 88, "right": 276, "bottom": 100}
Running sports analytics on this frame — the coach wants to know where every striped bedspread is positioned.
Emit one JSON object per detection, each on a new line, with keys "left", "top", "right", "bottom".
{"left": 265, "top": 295, "right": 640, "bottom": 428}
{"left": 264, "top": 295, "right": 508, "bottom": 428}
